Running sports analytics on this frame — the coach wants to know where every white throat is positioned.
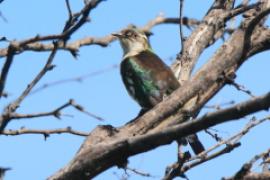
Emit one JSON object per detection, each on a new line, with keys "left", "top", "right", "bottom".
{"left": 122, "top": 41, "right": 145, "bottom": 59}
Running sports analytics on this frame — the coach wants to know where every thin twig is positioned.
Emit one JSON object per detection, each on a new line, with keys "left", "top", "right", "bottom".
{"left": 179, "top": 0, "right": 185, "bottom": 52}
{"left": 0, "top": 16, "right": 200, "bottom": 58}
{"left": 6, "top": 42, "right": 59, "bottom": 113}
{"left": 69, "top": 99, "right": 104, "bottom": 121}
{"left": 204, "top": 100, "right": 235, "bottom": 110}
{"left": 6, "top": 99, "right": 104, "bottom": 121}
{"left": 229, "top": 80, "right": 255, "bottom": 98}
{"left": 204, "top": 129, "right": 223, "bottom": 142}
{"left": 190, "top": 116, "right": 270, "bottom": 161}
{"left": 0, "top": 2, "right": 260, "bottom": 59}
{"left": 0, "top": 43, "right": 16, "bottom": 98}
{"left": 223, "top": 148, "right": 270, "bottom": 180}
{"left": 30, "top": 64, "right": 118, "bottom": 95}
{"left": 0, "top": 0, "right": 106, "bottom": 132}
{"left": 63, "top": 0, "right": 77, "bottom": 39}
{"left": 0, "top": 0, "right": 105, "bottom": 58}
{"left": 0, "top": 43, "right": 59, "bottom": 132}
{"left": 224, "top": 73, "right": 255, "bottom": 97}
{"left": 2, "top": 127, "right": 89, "bottom": 137}
{"left": 65, "top": 0, "right": 73, "bottom": 19}
{"left": 125, "top": 167, "right": 154, "bottom": 178}
{"left": 9, "top": 100, "right": 73, "bottom": 120}
{"left": 62, "top": 0, "right": 102, "bottom": 40}
{"left": 164, "top": 116, "right": 270, "bottom": 179}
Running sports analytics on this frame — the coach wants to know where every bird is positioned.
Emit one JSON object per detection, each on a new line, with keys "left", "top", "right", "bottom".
{"left": 112, "top": 27, "right": 204, "bottom": 155}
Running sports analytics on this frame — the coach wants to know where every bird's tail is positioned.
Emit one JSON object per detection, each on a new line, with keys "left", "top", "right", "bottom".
{"left": 186, "top": 134, "right": 205, "bottom": 155}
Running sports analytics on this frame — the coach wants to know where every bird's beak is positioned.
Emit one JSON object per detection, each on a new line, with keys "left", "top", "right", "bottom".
{"left": 112, "top": 33, "right": 124, "bottom": 38}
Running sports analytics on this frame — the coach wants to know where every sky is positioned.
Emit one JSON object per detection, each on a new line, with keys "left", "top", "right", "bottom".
{"left": 0, "top": 0, "right": 269, "bottom": 180}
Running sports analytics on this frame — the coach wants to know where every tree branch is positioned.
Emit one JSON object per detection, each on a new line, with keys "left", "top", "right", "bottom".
{"left": 49, "top": 92, "right": 270, "bottom": 179}
{"left": 2, "top": 127, "right": 88, "bottom": 137}
{"left": 0, "top": 43, "right": 16, "bottom": 98}
{"left": 179, "top": 0, "right": 185, "bottom": 52}
{"left": 30, "top": 64, "right": 118, "bottom": 95}
{"left": 223, "top": 148, "right": 270, "bottom": 180}
{"left": 164, "top": 116, "right": 270, "bottom": 179}
{"left": 0, "top": 15, "right": 200, "bottom": 58}
{"left": 0, "top": 43, "right": 59, "bottom": 132}
{"left": 0, "top": 0, "right": 105, "bottom": 58}
{"left": 0, "top": 0, "right": 106, "bottom": 132}
{"left": 48, "top": 2, "right": 270, "bottom": 175}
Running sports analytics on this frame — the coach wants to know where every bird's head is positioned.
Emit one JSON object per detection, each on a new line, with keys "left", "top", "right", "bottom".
{"left": 112, "top": 28, "right": 151, "bottom": 58}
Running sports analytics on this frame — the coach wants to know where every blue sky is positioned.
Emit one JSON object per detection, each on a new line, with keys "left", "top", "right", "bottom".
{"left": 0, "top": 0, "right": 269, "bottom": 180}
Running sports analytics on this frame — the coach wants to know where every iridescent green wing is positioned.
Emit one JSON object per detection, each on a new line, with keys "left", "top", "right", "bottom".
{"left": 120, "top": 56, "right": 162, "bottom": 109}
{"left": 120, "top": 50, "right": 180, "bottom": 109}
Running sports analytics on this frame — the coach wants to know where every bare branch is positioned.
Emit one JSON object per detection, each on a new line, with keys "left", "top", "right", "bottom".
{"left": 0, "top": 15, "right": 200, "bottom": 58}
{"left": 65, "top": 0, "right": 73, "bottom": 20}
{"left": 164, "top": 116, "right": 270, "bottom": 179}
{"left": 125, "top": 167, "right": 154, "bottom": 178}
{"left": 226, "top": 2, "right": 262, "bottom": 20}
{"left": 0, "top": 43, "right": 59, "bottom": 132}
{"left": 0, "top": 0, "right": 105, "bottom": 58}
{"left": 204, "top": 101, "right": 235, "bottom": 110}
{"left": 164, "top": 143, "right": 240, "bottom": 180}
{"left": 224, "top": 74, "right": 255, "bottom": 97}
{"left": 8, "top": 100, "right": 74, "bottom": 120}
{"left": 3, "top": 99, "right": 103, "bottom": 122}
{"left": 243, "top": 7, "right": 270, "bottom": 56}
{"left": 2, "top": 127, "right": 89, "bottom": 137}
{"left": 224, "top": 148, "right": 270, "bottom": 180}
{"left": 0, "top": 0, "right": 106, "bottom": 132}
{"left": 204, "top": 128, "right": 223, "bottom": 142}
{"left": 173, "top": 0, "right": 239, "bottom": 82}
{"left": 179, "top": 0, "right": 185, "bottom": 52}
{"left": 1, "top": 1, "right": 269, "bottom": 179}
{"left": 31, "top": 64, "right": 118, "bottom": 95}
{"left": 49, "top": 92, "right": 270, "bottom": 179}
{"left": 0, "top": 43, "right": 16, "bottom": 98}
{"left": 229, "top": 80, "right": 255, "bottom": 98}
{"left": 62, "top": 0, "right": 104, "bottom": 40}
{"left": 69, "top": 99, "right": 104, "bottom": 121}
{"left": 6, "top": 42, "right": 59, "bottom": 113}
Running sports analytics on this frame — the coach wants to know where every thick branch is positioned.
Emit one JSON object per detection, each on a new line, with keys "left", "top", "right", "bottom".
{"left": 49, "top": 5, "right": 270, "bottom": 176}
{"left": 173, "top": 0, "right": 238, "bottom": 83}
{"left": 49, "top": 92, "right": 270, "bottom": 179}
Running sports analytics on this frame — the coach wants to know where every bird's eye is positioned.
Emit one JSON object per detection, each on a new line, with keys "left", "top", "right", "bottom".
{"left": 125, "top": 31, "right": 133, "bottom": 37}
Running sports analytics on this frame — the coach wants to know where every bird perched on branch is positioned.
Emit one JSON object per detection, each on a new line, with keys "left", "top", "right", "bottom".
{"left": 112, "top": 27, "right": 204, "bottom": 155}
